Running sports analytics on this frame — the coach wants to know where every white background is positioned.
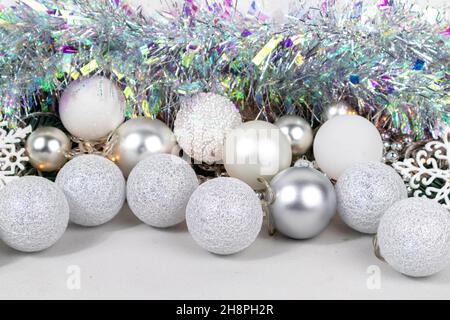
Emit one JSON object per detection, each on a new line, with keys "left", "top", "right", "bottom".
{"left": 1, "top": 0, "right": 449, "bottom": 300}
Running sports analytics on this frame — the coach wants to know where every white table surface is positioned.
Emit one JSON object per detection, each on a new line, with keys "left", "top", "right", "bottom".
{"left": 1, "top": 203, "right": 449, "bottom": 300}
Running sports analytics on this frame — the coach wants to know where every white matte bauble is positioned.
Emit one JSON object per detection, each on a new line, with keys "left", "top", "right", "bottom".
{"left": 127, "top": 154, "right": 198, "bottom": 228}
{"left": 174, "top": 93, "right": 242, "bottom": 163}
{"left": 224, "top": 120, "right": 292, "bottom": 190}
{"left": 186, "top": 177, "right": 263, "bottom": 255}
{"left": 56, "top": 155, "right": 126, "bottom": 227}
{"left": 378, "top": 198, "right": 450, "bottom": 277}
{"left": 0, "top": 176, "right": 69, "bottom": 252}
{"left": 59, "top": 76, "right": 125, "bottom": 140}
{"left": 336, "top": 161, "right": 407, "bottom": 234}
{"left": 322, "top": 101, "right": 357, "bottom": 121}
{"left": 25, "top": 127, "right": 71, "bottom": 172}
{"left": 274, "top": 115, "right": 313, "bottom": 157}
{"left": 109, "top": 118, "right": 178, "bottom": 177}
{"left": 313, "top": 115, "right": 383, "bottom": 179}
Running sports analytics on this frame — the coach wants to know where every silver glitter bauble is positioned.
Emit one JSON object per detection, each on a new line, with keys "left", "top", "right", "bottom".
{"left": 56, "top": 155, "right": 126, "bottom": 227}
{"left": 174, "top": 93, "right": 242, "bottom": 164}
{"left": 336, "top": 161, "right": 407, "bottom": 234}
{"left": 25, "top": 127, "right": 71, "bottom": 172}
{"left": 269, "top": 167, "right": 337, "bottom": 239}
{"left": 274, "top": 115, "right": 313, "bottom": 156}
{"left": 322, "top": 101, "right": 357, "bottom": 122}
{"left": 109, "top": 118, "right": 178, "bottom": 177}
{"left": 378, "top": 198, "right": 450, "bottom": 277}
{"left": 224, "top": 120, "right": 292, "bottom": 190}
{"left": 186, "top": 177, "right": 263, "bottom": 255}
{"left": 0, "top": 176, "right": 69, "bottom": 252}
{"left": 127, "top": 154, "right": 198, "bottom": 228}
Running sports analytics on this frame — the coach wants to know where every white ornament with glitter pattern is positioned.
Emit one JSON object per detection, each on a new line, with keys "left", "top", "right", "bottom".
{"left": 0, "top": 122, "right": 32, "bottom": 188}
{"left": 393, "top": 130, "right": 450, "bottom": 210}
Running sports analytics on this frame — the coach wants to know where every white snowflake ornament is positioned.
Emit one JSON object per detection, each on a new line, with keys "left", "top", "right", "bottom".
{"left": 0, "top": 122, "right": 32, "bottom": 189}
{"left": 393, "top": 129, "right": 450, "bottom": 210}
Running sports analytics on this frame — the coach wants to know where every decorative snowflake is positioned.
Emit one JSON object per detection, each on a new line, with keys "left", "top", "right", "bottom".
{"left": 0, "top": 122, "right": 32, "bottom": 189}
{"left": 393, "top": 130, "right": 450, "bottom": 210}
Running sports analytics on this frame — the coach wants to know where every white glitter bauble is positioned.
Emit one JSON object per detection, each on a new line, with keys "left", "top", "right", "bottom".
{"left": 0, "top": 176, "right": 69, "bottom": 252}
{"left": 174, "top": 93, "right": 242, "bottom": 163}
{"left": 186, "top": 177, "right": 263, "bottom": 255}
{"left": 127, "top": 154, "right": 198, "bottom": 228}
{"left": 56, "top": 155, "right": 126, "bottom": 227}
{"left": 378, "top": 198, "right": 450, "bottom": 277}
{"left": 59, "top": 76, "right": 125, "bottom": 140}
{"left": 336, "top": 161, "right": 407, "bottom": 234}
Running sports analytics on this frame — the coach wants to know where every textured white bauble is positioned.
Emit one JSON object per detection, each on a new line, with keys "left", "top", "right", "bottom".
{"left": 127, "top": 154, "right": 198, "bottom": 228}
{"left": 56, "top": 155, "right": 126, "bottom": 227}
{"left": 224, "top": 120, "right": 292, "bottom": 190}
{"left": 59, "top": 76, "right": 125, "bottom": 140}
{"left": 0, "top": 176, "right": 69, "bottom": 252}
{"left": 174, "top": 93, "right": 242, "bottom": 164}
{"left": 186, "top": 177, "right": 263, "bottom": 255}
{"left": 336, "top": 161, "right": 407, "bottom": 234}
{"left": 378, "top": 198, "right": 450, "bottom": 277}
{"left": 313, "top": 115, "right": 383, "bottom": 179}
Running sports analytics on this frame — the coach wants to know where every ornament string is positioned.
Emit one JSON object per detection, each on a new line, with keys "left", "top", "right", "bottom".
{"left": 372, "top": 235, "right": 385, "bottom": 263}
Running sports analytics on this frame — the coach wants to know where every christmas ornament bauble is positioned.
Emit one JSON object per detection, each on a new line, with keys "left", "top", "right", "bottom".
{"left": 59, "top": 76, "right": 125, "bottom": 140}
{"left": 274, "top": 115, "right": 313, "bottom": 157}
{"left": 224, "top": 120, "right": 292, "bottom": 190}
{"left": 336, "top": 161, "right": 407, "bottom": 234}
{"left": 25, "top": 127, "right": 71, "bottom": 172}
{"left": 313, "top": 115, "right": 383, "bottom": 180}
{"left": 109, "top": 118, "right": 177, "bottom": 177}
{"left": 127, "top": 154, "right": 198, "bottom": 228}
{"left": 0, "top": 176, "right": 69, "bottom": 252}
{"left": 56, "top": 155, "right": 126, "bottom": 227}
{"left": 174, "top": 93, "right": 242, "bottom": 164}
{"left": 269, "top": 167, "right": 337, "bottom": 239}
{"left": 186, "top": 177, "right": 263, "bottom": 255}
{"left": 378, "top": 198, "right": 450, "bottom": 277}
{"left": 322, "top": 101, "right": 357, "bottom": 121}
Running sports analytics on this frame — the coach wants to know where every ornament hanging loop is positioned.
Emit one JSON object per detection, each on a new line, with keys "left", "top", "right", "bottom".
{"left": 372, "top": 235, "right": 385, "bottom": 262}
{"left": 257, "top": 177, "right": 276, "bottom": 236}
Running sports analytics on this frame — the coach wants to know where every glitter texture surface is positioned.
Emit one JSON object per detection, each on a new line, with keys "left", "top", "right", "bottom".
{"left": 0, "top": 176, "right": 69, "bottom": 252}
{"left": 378, "top": 198, "right": 450, "bottom": 277}
{"left": 336, "top": 161, "right": 407, "bottom": 234}
{"left": 56, "top": 154, "right": 126, "bottom": 227}
{"left": 174, "top": 93, "right": 242, "bottom": 163}
{"left": 186, "top": 177, "right": 263, "bottom": 255}
{"left": 127, "top": 154, "right": 198, "bottom": 228}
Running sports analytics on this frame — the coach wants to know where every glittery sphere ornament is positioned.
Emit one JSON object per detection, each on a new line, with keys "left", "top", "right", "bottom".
{"left": 127, "top": 154, "right": 198, "bottom": 228}
{"left": 174, "top": 93, "right": 242, "bottom": 163}
{"left": 269, "top": 167, "right": 337, "bottom": 239}
{"left": 378, "top": 198, "right": 450, "bottom": 277}
{"left": 56, "top": 155, "right": 126, "bottom": 227}
{"left": 0, "top": 176, "right": 69, "bottom": 252}
{"left": 224, "top": 120, "right": 292, "bottom": 190}
{"left": 186, "top": 177, "right": 263, "bottom": 255}
{"left": 25, "top": 127, "right": 71, "bottom": 172}
{"left": 313, "top": 115, "right": 383, "bottom": 179}
{"left": 322, "top": 101, "right": 357, "bottom": 121}
{"left": 109, "top": 118, "right": 177, "bottom": 177}
{"left": 336, "top": 161, "right": 407, "bottom": 234}
{"left": 274, "top": 115, "right": 313, "bottom": 157}
{"left": 59, "top": 76, "right": 125, "bottom": 140}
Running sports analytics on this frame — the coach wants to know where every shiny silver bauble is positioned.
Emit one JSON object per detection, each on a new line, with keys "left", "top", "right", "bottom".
{"left": 269, "top": 167, "right": 337, "bottom": 239}
{"left": 275, "top": 115, "right": 313, "bottom": 157}
{"left": 25, "top": 127, "right": 71, "bottom": 172}
{"left": 109, "top": 118, "right": 178, "bottom": 177}
{"left": 322, "top": 101, "right": 357, "bottom": 122}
